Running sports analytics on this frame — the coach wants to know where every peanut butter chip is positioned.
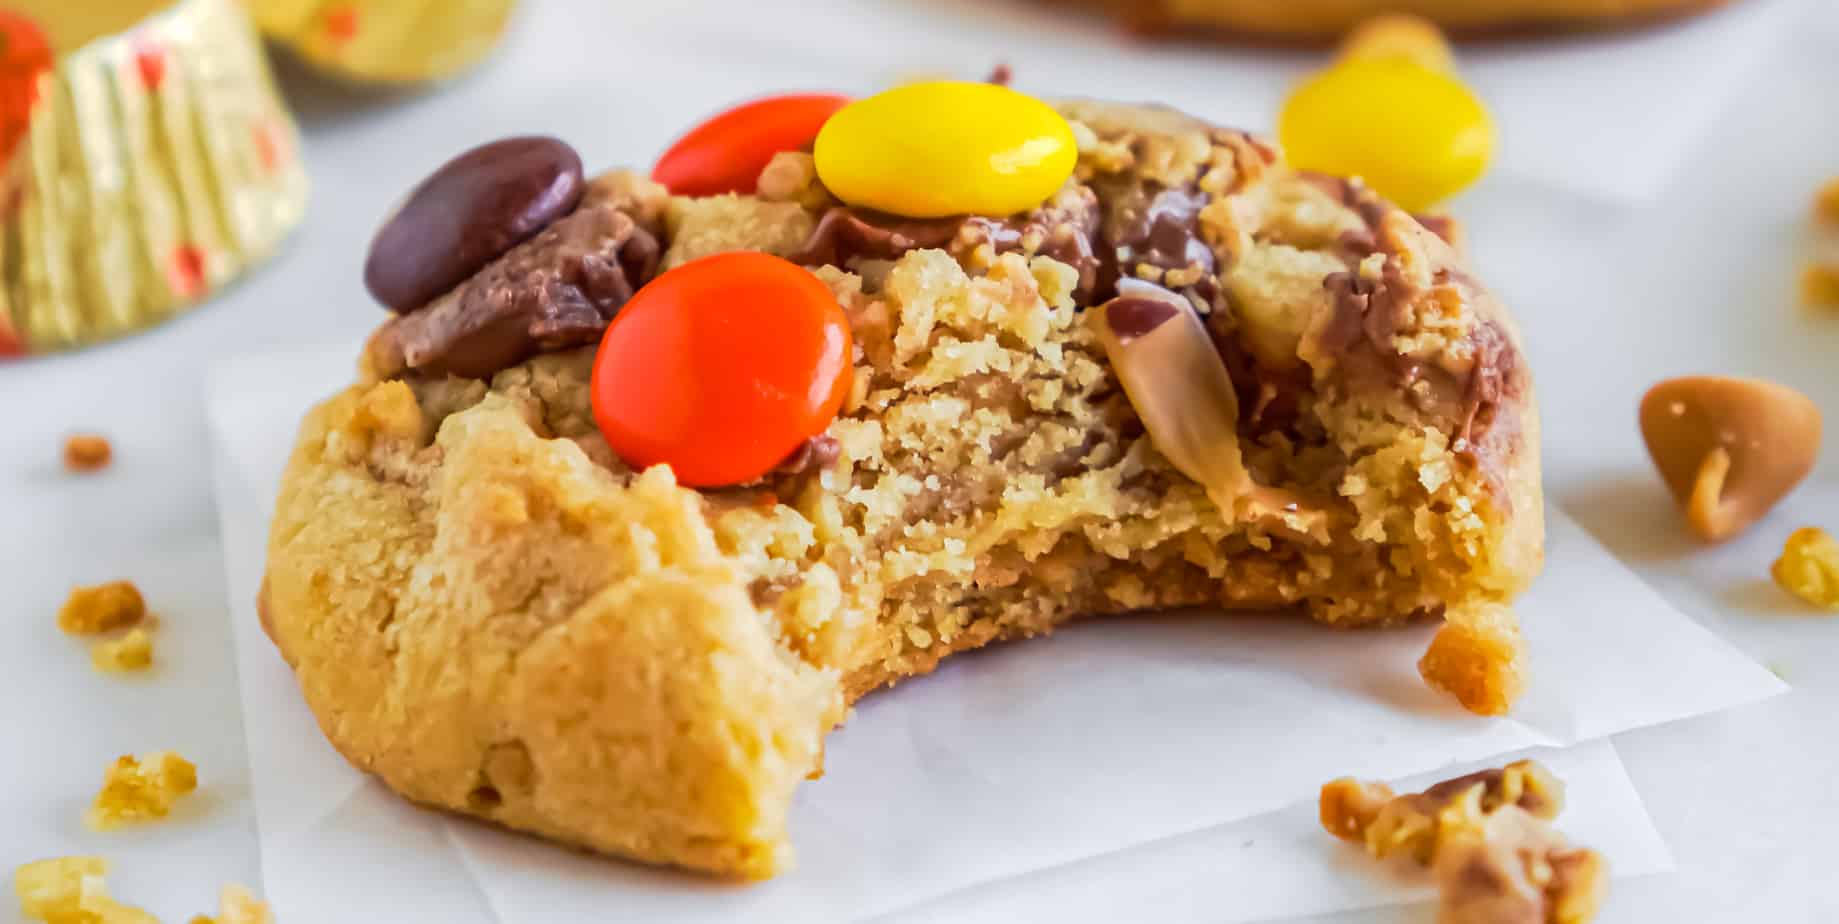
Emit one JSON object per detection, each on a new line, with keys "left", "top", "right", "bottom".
{"left": 1639, "top": 376, "right": 1822, "bottom": 543}
{"left": 1092, "top": 281, "right": 1253, "bottom": 510}
{"left": 1092, "top": 280, "right": 1327, "bottom": 540}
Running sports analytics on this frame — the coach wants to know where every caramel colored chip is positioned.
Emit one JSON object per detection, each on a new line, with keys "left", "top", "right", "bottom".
{"left": 1772, "top": 527, "right": 1839, "bottom": 610}
{"left": 1639, "top": 376, "right": 1822, "bottom": 543}
{"left": 62, "top": 435, "right": 112, "bottom": 472}
{"left": 1091, "top": 281, "right": 1253, "bottom": 510}
{"left": 57, "top": 582, "right": 146, "bottom": 635}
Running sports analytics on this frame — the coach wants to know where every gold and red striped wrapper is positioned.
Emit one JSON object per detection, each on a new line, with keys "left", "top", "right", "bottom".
{"left": 1, "top": 0, "right": 308, "bottom": 356}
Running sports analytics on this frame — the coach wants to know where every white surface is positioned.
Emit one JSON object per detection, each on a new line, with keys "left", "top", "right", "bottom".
{"left": 881, "top": 740, "right": 1668, "bottom": 924}
{"left": 3, "top": 0, "right": 1838, "bottom": 920}
{"left": 649, "top": 0, "right": 1798, "bottom": 204}
{"left": 204, "top": 344, "right": 1776, "bottom": 921}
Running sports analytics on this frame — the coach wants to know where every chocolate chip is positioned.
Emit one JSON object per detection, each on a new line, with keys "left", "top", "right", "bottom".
{"left": 973, "top": 183, "right": 1104, "bottom": 297}
{"left": 368, "top": 203, "right": 658, "bottom": 379}
{"left": 773, "top": 434, "right": 842, "bottom": 475}
{"left": 1104, "top": 295, "right": 1179, "bottom": 340}
{"left": 1100, "top": 183, "right": 1212, "bottom": 269}
{"left": 787, "top": 208, "right": 964, "bottom": 267}
{"left": 366, "top": 136, "right": 586, "bottom": 313}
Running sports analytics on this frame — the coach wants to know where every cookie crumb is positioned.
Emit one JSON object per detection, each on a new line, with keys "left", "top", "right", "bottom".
{"left": 1814, "top": 177, "right": 1839, "bottom": 225}
{"left": 189, "top": 884, "right": 275, "bottom": 924}
{"left": 1320, "top": 760, "right": 1606, "bottom": 924}
{"left": 1417, "top": 602, "right": 1526, "bottom": 716}
{"left": 86, "top": 751, "right": 198, "bottom": 830}
{"left": 14, "top": 856, "right": 105, "bottom": 920}
{"left": 63, "top": 434, "right": 113, "bottom": 472}
{"left": 755, "top": 152, "right": 833, "bottom": 211}
{"left": 90, "top": 629, "right": 155, "bottom": 673}
{"left": 57, "top": 582, "right": 147, "bottom": 636}
{"left": 1772, "top": 526, "right": 1839, "bottom": 610}
{"left": 12, "top": 857, "right": 158, "bottom": 923}
{"left": 1800, "top": 263, "right": 1839, "bottom": 308}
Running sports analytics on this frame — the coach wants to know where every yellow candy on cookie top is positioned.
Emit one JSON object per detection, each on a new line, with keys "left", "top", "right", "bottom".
{"left": 1279, "top": 16, "right": 1493, "bottom": 213}
{"left": 814, "top": 80, "right": 1077, "bottom": 218}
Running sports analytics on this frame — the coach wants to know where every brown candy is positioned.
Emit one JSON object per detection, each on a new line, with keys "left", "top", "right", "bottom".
{"left": 1639, "top": 376, "right": 1822, "bottom": 543}
{"left": 365, "top": 136, "right": 585, "bottom": 313}
{"left": 366, "top": 203, "right": 659, "bottom": 380}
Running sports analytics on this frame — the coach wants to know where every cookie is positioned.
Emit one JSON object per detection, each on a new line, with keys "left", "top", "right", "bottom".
{"left": 262, "top": 98, "right": 1543, "bottom": 878}
{"left": 1105, "top": 0, "right": 1732, "bottom": 39}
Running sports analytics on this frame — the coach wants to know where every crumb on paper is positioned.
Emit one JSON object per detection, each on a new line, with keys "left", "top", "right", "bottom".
{"left": 188, "top": 883, "right": 274, "bottom": 924}
{"left": 12, "top": 857, "right": 159, "bottom": 924}
{"left": 1319, "top": 760, "right": 1606, "bottom": 924}
{"left": 57, "top": 583, "right": 146, "bottom": 636}
{"left": 86, "top": 751, "right": 198, "bottom": 831}
{"left": 90, "top": 629, "right": 154, "bottom": 674}
{"left": 1321, "top": 759, "right": 1563, "bottom": 861}
{"left": 1802, "top": 263, "right": 1839, "bottom": 308}
{"left": 1815, "top": 177, "right": 1839, "bottom": 225}
{"left": 62, "top": 435, "right": 113, "bottom": 473}
{"left": 1772, "top": 526, "right": 1839, "bottom": 610}
{"left": 1417, "top": 601, "right": 1526, "bottom": 716}
{"left": 14, "top": 857, "right": 105, "bottom": 919}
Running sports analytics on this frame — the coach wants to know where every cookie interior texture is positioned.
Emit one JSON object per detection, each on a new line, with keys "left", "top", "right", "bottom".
{"left": 263, "top": 100, "right": 1542, "bottom": 878}
{"left": 1112, "top": 0, "right": 1731, "bottom": 38}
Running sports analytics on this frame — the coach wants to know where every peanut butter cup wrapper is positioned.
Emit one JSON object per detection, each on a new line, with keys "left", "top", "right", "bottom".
{"left": 0, "top": 0, "right": 308, "bottom": 356}
{"left": 246, "top": 0, "right": 517, "bottom": 85}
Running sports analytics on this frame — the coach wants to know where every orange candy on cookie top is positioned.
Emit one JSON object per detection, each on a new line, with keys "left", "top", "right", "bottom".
{"left": 590, "top": 252, "right": 853, "bottom": 489}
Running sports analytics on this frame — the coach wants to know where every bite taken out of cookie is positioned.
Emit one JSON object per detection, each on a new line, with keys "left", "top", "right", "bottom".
{"left": 261, "top": 81, "right": 1543, "bottom": 878}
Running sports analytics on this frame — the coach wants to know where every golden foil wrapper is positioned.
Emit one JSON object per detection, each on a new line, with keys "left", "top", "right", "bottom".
{"left": 247, "top": 0, "right": 517, "bottom": 84}
{"left": 0, "top": 0, "right": 308, "bottom": 355}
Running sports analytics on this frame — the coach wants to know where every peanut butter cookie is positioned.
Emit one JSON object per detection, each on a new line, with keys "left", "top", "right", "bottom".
{"left": 262, "top": 98, "right": 1543, "bottom": 878}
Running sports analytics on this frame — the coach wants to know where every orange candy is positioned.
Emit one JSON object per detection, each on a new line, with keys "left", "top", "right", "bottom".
{"left": 591, "top": 252, "right": 852, "bottom": 487}
{"left": 0, "top": 11, "right": 53, "bottom": 165}
{"left": 651, "top": 93, "right": 850, "bottom": 197}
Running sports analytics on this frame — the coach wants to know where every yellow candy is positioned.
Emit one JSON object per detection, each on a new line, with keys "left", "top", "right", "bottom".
{"left": 814, "top": 81, "right": 1077, "bottom": 218}
{"left": 1278, "top": 57, "right": 1493, "bottom": 213}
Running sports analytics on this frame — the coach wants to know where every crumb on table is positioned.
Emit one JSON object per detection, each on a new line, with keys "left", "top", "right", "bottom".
{"left": 1802, "top": 263, "right": 1839, "bottom": 308}
{"left": 57, "top": 583, "right": 146, "bottom": 636}
{"left": 62, "top": 435, "right": 113, "bottom": 473}
{"left": 85, "top": 751, "right": 198, "bottom": 831}
{"left": 12, "top": 856, "right": 158, "bottom": 923}
{"left": 187, "top": 883, "right": 274, "bottom": 924}
{"left": 1815, "top": 177, "right": 1839, "bottom": 225}
{"left": 14, "top": 856, "right": 105, "bottom": 919}
{"left": 1772, "top": 526, "right": 1839, "bottom": 610}
{"left": 90, "top": 629, "right": 154, "bottom": 674}
{"left": 1319, "top": 760, "right": 1606, "bottom": 924}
